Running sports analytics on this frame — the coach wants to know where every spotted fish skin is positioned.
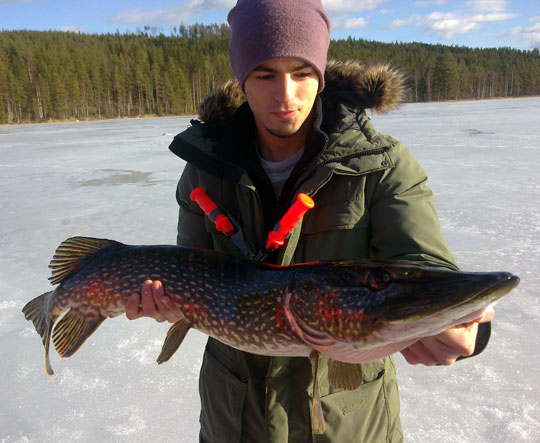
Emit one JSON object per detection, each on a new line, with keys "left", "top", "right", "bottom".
{"left": 63, "top": 243, "right": 316, "bottom": 354}
{"left": 22, "top": 236, "right": 519, "bottom": 377}
{"left": 22, "top": 237, "right": 310, "bottom": 375}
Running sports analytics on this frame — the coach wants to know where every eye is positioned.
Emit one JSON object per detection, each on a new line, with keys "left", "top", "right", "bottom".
{"left": 256, "top": 74, "right": 274, "bottom": 80}
{"left": 294, "top": 70, "right": 315, "bottom": 80}
{"left": 369, "top": 270, "right": 391, "bottom": 291}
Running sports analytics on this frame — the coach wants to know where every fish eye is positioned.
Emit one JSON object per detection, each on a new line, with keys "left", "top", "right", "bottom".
{"left": 369, "top": 270, "right": 391, "bottom": 291}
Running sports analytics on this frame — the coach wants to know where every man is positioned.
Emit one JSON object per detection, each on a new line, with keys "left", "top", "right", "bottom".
{"left": 126, "top": 1, "right": 493, "bottom": 441}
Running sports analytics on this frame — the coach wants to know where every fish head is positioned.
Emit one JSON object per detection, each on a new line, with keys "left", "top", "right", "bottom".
{"left": 284, "top": 260, "right": 519, "bottom": 351}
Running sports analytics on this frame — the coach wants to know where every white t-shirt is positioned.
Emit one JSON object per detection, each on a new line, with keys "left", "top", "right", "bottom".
{"left": 258, "top": 148, "right": 304, "bottom": 198}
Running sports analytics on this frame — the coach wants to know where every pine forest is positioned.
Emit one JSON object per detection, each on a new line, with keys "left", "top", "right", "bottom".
{"left": 1, "top": 25, "right": 539, "bottom": 124}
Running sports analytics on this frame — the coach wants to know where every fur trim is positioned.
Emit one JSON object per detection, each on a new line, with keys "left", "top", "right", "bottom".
{"left": 323, "top": 60, "right": 406, "bottom": 114}
{"left": 197, "top": 80, "right": 245, "bottom": 125}
{"left": 198, "top": 60, "right": 406, "bottom": 124}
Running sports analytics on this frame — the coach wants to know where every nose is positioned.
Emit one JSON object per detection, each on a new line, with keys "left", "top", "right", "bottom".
{"left": 274, "top": 74, "right": 295, "bottom": 104}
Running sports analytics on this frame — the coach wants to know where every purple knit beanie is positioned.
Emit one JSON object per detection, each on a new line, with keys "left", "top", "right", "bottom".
{"left": 227, "top": 0, "right": 331, "bottom": 92}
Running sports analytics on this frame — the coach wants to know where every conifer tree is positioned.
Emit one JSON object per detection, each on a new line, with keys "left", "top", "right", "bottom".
{"left": 0, "top": 28, "right": 539, "bottom": 124}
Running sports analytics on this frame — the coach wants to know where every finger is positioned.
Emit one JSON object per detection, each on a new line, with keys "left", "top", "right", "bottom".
{"left": 160, "top": 295, "right": 186, "bottom": 323}
{"left": 400, "top": 347, "right": 421, "bottom": 365}
{"left": 152, "top": 281, "right": 180, "bottom": 323}
{"left": 141, "top": 280, "right": 165, "bottom": 322}
{"left": 425, "top": 338, "right": 460, "bottom": 365}
{"left": 152, "top": 280, "right": 164, "bottom": 296}
{"left": 437, "top": 323, "right": 478, "bottom": 357}
{"left": 427, "top": 331, "right": 476, "bottom": 363}
{"left": 401, "top": 341, "right": 438, "bottom": 366}
{"left": 125, "top": 293, "right": 143, "bottom": 320}
{"left": 150, "top": 281, "right": 186, "bottom": 323}
{"left": 404, "top": 336, "right": 461, "bottom": 366}
{"left": 151, "top": 281, "right": 167, "bottom": 312}
{"left": 412, "top": 339, "right": 441, "bottom": 366}
{"left": 457, "top": 323, "right": 479, "bottom": 357}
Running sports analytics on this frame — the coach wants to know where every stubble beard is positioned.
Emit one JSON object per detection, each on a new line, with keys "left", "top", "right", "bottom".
{"left": 264, "top": 119, "right": 301, "bottom": 139}
{"left": 265, "top": 126, "right": 299, "bottom": 138}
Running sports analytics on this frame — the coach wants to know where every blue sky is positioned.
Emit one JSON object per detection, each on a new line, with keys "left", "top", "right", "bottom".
{"left": 1, "top": 0, "right": 539, "bottom": 50}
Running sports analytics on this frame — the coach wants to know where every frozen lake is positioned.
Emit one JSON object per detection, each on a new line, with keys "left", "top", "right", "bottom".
{"left": 1, "top": 97, "right": 539, "bottom": 442}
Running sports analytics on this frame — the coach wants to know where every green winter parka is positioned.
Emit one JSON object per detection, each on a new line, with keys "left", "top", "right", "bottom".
{"left": 168, "top": 61, "right": 476, "bottom": 443}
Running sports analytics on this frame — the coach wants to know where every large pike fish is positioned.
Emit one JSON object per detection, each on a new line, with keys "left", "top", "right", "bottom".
{"left": 23, "top": 237, "right": 519, "bottom": 433}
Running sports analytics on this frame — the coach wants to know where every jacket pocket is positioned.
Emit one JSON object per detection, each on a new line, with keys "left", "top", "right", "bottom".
{"left": 298, "top": 175, "right": 370, "bottom": 262}
{"left": 199, "top": 348, "right": 248, "bottom": 443}
{"left": 313, "top": 369, "right": 397, "bottom": 443}
{"left": 303, "top": 175, "right": 367, "bottom": 233}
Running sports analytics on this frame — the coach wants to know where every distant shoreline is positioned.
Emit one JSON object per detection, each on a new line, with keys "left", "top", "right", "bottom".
{"left": 2, "top": 95, "right": 539, "bottom": 127}
{"left": 0, "top": 113, "right": 193, "bottom": 127}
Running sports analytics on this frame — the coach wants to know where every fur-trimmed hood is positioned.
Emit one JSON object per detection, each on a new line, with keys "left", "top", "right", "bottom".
{"left": 198, "top": 60, "right": 406, "bottom": 125}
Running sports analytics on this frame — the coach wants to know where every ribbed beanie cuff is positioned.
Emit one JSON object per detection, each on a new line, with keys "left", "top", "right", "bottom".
{"left": 227, "top": 0, "right": 331, "bottom": 92}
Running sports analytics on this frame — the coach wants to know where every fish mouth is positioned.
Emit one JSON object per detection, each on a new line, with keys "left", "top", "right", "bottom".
{"left": 283, "top": 290, "right": 337, "bottom": 349}
{"left": 372, "top": 271, "right": 519, "bottom": 324}
{"left": 371, "top": 272, "right": 520, "bottom": 343}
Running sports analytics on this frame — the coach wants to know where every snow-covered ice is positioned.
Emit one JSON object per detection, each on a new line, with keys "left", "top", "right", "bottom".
{"left": 1, "top": 97, "right": 539, "bottom": 442}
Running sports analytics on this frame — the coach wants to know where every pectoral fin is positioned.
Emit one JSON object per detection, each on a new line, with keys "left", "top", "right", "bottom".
{"left": 328, "top": 359, "right": 363, "bottom": 390}
{"left": 309, "top": 350, "right": 325, "bottom": 435}
{"left": 157, "top": 319, "right": 191, "bottom": 364}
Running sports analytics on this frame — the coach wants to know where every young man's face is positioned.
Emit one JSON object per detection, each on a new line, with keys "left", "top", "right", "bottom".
{"left": 243, "top": 57, "right": 319, "bottom": 139}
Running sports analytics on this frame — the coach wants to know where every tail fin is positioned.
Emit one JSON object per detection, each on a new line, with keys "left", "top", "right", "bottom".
{"left": 22, "top": 291, "right": 59, "bottom": 375}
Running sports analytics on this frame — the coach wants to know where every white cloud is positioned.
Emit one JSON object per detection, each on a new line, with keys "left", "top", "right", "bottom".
{"left": 110, "top": 0, "right": 235, "bottom": 25}
{"left": 414, "top": 0, "right": 447, "bottom": 7}
{"left": 499, "top": 21, "right": 540, "bottom": 48}
{"left": 500, "top": 26, "right": 523, "bottom": 37}
{"left": 467, "top": 0, "right": 508, "bottom": 13}
{"left": 529, "top": 16, "right": 540, "bottom": 22}
{"left": 425, "top": 11, "right": 520, "bottom": 38}
{"left": 385, "top": 17, "right": 413, "bottom": 29}
{"left": 427, "top": 12, "right": 478, "bottom": 37}
{"left": 523, "top": 22, "right": 540, "bottom": 45}
{"left": 342, "top": 17, "right": 369, "bottom": 29}
{"left": 322, "top": 0, "right": 386, "bottom": 14}
{"left": 477, "top": 12, "right": 519, "bottom": 22}
{"left": 332, "top": 15, "right": 370, "bottom": 30}
{"left": 113, "top": 0, "right": 388, "bottom": 25}
{"left": 384, "top": 9, "right": 519, "bottom": 40}
{"left": 324, "top": 0, "right": 387, "bottom": 30}
{"left": 498, "top": 21, "right": 540, "bottom": 48}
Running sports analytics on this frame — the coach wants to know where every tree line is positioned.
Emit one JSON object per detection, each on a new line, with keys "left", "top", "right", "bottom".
{"left": 1, "top": 25, "right": 539, "bottom": 124}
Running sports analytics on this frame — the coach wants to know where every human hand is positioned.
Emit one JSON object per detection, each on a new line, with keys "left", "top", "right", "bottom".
{"left": 125, "top": 279, "right": 185, "bottom": 323}
{"left": 400, "top": 310, "right": 495, "bottom": 366}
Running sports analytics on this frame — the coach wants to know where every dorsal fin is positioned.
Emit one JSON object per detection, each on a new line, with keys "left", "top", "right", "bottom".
{"left": 48, "top": 237, "right": 123, "bottom": 285}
